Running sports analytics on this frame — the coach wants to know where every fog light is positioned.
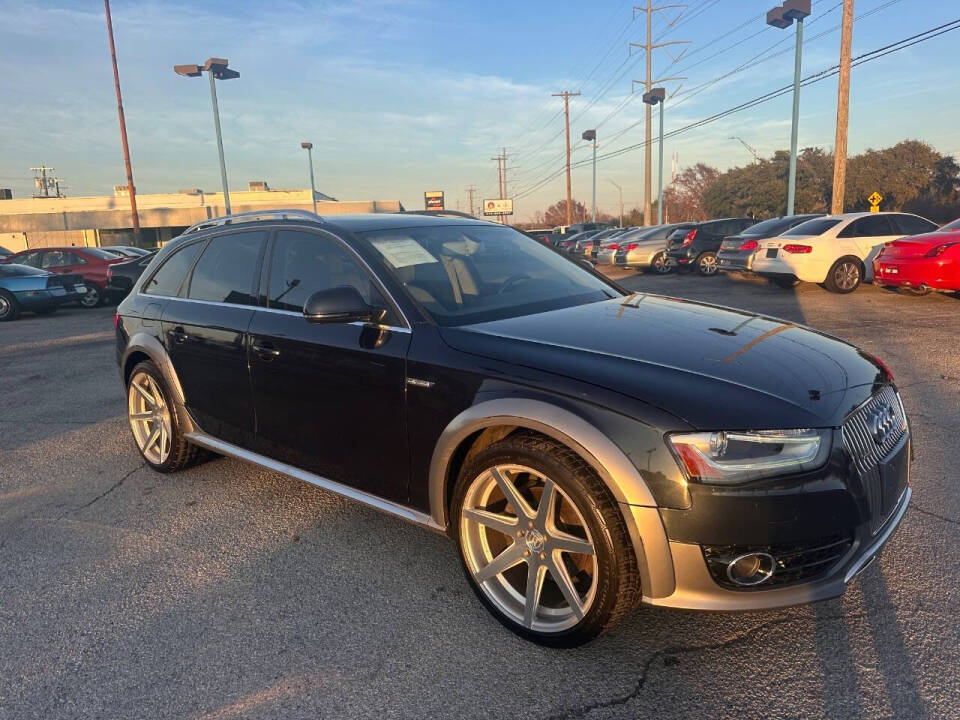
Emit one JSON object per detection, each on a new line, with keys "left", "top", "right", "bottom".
{"left": 727, "top": 552, "right": 776, "bottom": 586}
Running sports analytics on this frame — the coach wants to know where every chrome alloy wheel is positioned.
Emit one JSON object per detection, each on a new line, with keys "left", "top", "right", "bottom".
{"left": 0, "top": 294, "right": 11, "bottom": 318}
{"left": 460, "top": 464, "right": 597, "bottom": 632}
{"left": 80, "top": 284, "right": 100, "bottom": 308}
{"left": 651, "top": 252, "right": 669, "bottom": 274}
{"left": 834, "top": 261, "right": 860, "bottom": 290}
{"left": 127, "top": 371, "right": 172, "bottom": 465}
{"left": 699, "top": 253, "right": 718, "bottom": 275}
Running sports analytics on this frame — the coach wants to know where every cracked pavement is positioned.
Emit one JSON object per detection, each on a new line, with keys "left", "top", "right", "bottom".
{"left": 1, "top": 277, "right": 958, "bottom": 719}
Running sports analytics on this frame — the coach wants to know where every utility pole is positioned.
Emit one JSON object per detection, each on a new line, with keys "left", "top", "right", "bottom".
{"left": 831, "top": 0, "right": 854, "bottom": 214}
{"left": 631, "top": 2, "right": 688, "bottom": 224}
{"left": 552, "top": 90, "right": 580, "bottom": 226}
{"left": 466, "top": 185, "right": 476, "bottom": 216}
{"left": 104, "top": 0, "right": 142, "bottom": 244}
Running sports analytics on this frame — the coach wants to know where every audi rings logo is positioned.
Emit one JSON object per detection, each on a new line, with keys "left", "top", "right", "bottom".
{"left": 867, "top": 403, "right": 898, "bottom": 446}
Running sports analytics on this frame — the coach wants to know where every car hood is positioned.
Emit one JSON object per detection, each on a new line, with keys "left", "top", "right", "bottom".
{"left": 440, "top": 295, "right": 887, "bottom": 429}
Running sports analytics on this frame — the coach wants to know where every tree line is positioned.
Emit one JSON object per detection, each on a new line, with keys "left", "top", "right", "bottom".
{"left": 520, "top": 140, "right": 960, "bottom": 228}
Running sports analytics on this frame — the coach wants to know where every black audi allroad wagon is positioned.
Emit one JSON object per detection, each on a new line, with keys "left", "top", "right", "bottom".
{"left": 115, "top": 210, "right": 911, "bottom": 646}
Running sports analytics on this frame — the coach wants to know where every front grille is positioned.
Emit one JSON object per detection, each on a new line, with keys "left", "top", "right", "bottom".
{"left": 841, "top": 386, "right": 908, "bottom": 475}
{"left": 703, "top": 534, "right": 854, "bottom": 590}
{"left": 841, "top": 386, "right": 909, "bottom": 533}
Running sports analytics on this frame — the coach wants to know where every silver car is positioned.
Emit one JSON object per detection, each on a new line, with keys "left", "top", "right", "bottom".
{"left": 613, "top": 223, "right": 693, "bottom": 273}
{"left": 595, "top": 227, "right": 649, "bottom": 265}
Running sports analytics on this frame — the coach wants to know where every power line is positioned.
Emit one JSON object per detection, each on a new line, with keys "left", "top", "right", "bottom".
{"left": 513, "top": 19, "right": 960, "bottom": 200}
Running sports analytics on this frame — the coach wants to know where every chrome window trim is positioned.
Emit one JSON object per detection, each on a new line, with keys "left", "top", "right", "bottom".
{"left": 147, "top": 294, "right": 411, "bottom": 333}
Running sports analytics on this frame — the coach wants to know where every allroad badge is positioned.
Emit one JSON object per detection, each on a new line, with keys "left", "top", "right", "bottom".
{"left": 867, "top": 403, "right": 898, "bottom": 446}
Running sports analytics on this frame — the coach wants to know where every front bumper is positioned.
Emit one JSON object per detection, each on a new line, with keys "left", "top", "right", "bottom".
{"left": 647, "top": 486, "right": 910, "bottom": 610}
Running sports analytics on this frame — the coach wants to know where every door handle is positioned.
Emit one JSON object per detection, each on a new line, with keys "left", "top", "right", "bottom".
{"left": 252, "top": 343, "right": 281, "bottom": 360}
{"left": 168, "top": 327, "right": 189, "bottom": 344}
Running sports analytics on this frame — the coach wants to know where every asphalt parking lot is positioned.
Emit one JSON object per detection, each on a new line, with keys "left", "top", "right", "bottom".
{"left": 1, "top": 277, "right": 958, "bottom": 720}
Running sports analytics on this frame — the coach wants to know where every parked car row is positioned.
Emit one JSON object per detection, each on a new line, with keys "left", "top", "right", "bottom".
{"left": 0, "top": 245, "right": 157, "bottom": 320}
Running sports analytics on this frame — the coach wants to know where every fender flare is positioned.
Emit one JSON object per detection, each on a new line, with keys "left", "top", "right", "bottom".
{"left": 121, "top": 331, "right": 196, "bottom": 434}
{"left": 428, "top": 398, "right": 675, "bottom": 599}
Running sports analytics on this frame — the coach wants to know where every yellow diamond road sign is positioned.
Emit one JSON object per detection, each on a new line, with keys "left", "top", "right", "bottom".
{"left": 868, "top": 191, "right": 883, "bottom": 206}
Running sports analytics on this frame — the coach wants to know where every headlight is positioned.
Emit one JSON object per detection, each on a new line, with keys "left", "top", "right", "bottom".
{"left": 667, "top": 429, "right": 830, "bottom": 484}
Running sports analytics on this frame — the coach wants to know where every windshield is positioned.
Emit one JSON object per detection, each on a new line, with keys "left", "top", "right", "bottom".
{"left": 0, "top": 263, "right": 46, "bottom": 276}
{"left": 359, "top": 224, "right": 621, "bottom": 326}
{"left": 782, "top": 218, "right": 843, "bottom": 237}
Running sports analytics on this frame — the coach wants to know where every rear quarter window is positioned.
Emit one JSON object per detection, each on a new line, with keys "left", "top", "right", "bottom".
{"left": 143, "top": 241, "right": 205, "bottom": 297}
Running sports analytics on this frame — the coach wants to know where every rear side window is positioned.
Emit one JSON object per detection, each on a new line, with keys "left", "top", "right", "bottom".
{"left": 187, "top": 232, "right": 266, "bottom": 305}
{"left": 42, "top": 251, "right": 85, "bottom": 268}
{"left": 839, "top": 215, "right": 894, "bottom": 238}
{"left": 891, "top": 215, "right": 938, "bottom": 235}
{"left": 144, "top": 241, "right": 205, "bottom": 297}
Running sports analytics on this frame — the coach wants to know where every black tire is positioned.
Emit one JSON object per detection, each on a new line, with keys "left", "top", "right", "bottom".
{"left": 0, "top": 290, "right": 21, "bottom": 321}
{"left": 823, "top": 256, "right": 863, "bottom": 294}
{"left": 452, "top": 431, "right": 641, "bottom": 647}
{"left": 645, "top": 251, "right": 670, "bottom": 274}
{"left": 35, "top": 306, "right": 58, "bottom": 315}
{"left": 79, "top": 282, "right": 103, "bottom": 308}
{"left": 697, "top": 252, "right": 719, "bottom": 276}
{"left": 771, "top": 276, "right": 800, "bottom": 289}
{"left": 126, "top": 360, "right": 203, "bottom": 473}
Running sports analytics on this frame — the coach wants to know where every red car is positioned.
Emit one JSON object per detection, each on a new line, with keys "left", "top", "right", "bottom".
{"left": 0, "top": 246, "right": 127, "bottom": 307}
{"left": 873, "top": 218, "right": 960, "bottom": 295}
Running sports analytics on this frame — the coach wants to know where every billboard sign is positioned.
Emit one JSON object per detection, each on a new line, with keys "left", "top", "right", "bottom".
{"left": 482, "top": 198, "right": 514, "bottom": 216}
{"left": 424, "top": 191, "right": 445, "bottom": 211}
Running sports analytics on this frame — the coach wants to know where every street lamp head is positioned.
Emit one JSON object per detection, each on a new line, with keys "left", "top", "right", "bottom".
{"left": 783, "top": 0, "right": 811, "bottom": 21}
{"left": 766, "top": 7, "right": 791, "bottom": 28}
{"left": 301, "top": 142, "right": 313, "bottom": 150}
{"left": 642, "top": 87, "right": 666, "bottom": 105}
{"left": 203, "top": 57, "right": 229, "bottom": 71}
{"left": 582, "top": 129, "right": 596, "bottom": 141}
{"left": 174, "top": 63, "right": 202, "bottom": 77}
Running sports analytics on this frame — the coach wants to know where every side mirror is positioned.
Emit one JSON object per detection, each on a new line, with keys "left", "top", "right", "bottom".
{"left": 303, "top": 286, "right": 386, "bottom": 324}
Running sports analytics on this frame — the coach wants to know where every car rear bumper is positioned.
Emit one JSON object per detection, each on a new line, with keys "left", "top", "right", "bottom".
{"left": 717, "top": 250, "right": 754, "bottom": 271}
{"left": 15, "top": 286, "right": 86, "bottom": 310}
{"left": 752, "top": 252, "right": 825, "bottom": 283}
{"left": 873, "top": 256, "right": 959, "bottom": 291}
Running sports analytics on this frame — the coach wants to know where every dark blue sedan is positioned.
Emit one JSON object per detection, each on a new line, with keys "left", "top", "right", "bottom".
{"left": 0, "top": 263, "right": 88, "bottom": 321}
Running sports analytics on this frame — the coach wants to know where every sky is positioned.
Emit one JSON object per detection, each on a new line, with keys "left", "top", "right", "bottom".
{"left": 1, "top": 0, "right": 959, "bottom": 222}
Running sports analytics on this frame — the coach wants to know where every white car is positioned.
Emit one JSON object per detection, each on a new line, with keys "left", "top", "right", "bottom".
{"left": 751, "top": 211, "right": 938, "bottom": 293}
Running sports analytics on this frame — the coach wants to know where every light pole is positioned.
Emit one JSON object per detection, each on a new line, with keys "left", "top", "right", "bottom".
{"left": 643, "top": 87, "right": 666, "bottom": 225}
{"left": 767, "top": 0, "right": 811, "bottom": 216}
{"left": 607, "top": 179, "right": 623, "bottom": 228}
{"left": 174, "top": 58, "right": 240, "bottom": 215}
{"left": 582, "top": 129, "right": 597, "bottom": 223}
{"left": 301, "top": 142, "right": 318, "bottom": 214}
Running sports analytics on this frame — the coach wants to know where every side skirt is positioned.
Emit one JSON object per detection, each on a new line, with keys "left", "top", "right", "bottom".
{"left": 184, "top": 431, "right": 446, "bottom": 534}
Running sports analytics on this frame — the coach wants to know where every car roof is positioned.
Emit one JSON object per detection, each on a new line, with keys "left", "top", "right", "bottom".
{"left": 323, "top": 213, "right": 496, "bottom": 233}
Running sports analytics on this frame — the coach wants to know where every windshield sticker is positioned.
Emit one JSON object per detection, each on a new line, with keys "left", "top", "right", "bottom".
{"left": 371, "top": 238, "right": 439, "bottom": 268}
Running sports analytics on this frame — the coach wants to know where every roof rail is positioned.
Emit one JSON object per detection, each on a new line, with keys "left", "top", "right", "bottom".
{"left": 182, "top": 209, "right": 323, "bottom": 236}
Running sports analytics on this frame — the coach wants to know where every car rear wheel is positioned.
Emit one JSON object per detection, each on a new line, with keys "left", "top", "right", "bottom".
{"left": 453, "top": 431, "right": 640, "bottom": 647}
{"left": 0, "top": 290, "right": 21, "bottom": 321}
{"left": 127, "top": 361, "right": 202, "bottom": 472}
{"left": 80, "top": 283, "right": 103, "bottom": 308}
{"left": 647, "top": 252, "right": 670, "bottom": 274}
{"left": 824, "top": 257, "right": 863, "bottom": 293}
{"left": 697, "top": 252, "right": 719, "bottom": 276}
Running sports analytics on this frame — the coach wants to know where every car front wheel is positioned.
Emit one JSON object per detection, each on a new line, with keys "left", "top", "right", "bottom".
{"left": 453, "top": 431, "right": 640, "bottom": 647}
{"left": 0, "top": 290, "right": 21, "bottom": 321}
